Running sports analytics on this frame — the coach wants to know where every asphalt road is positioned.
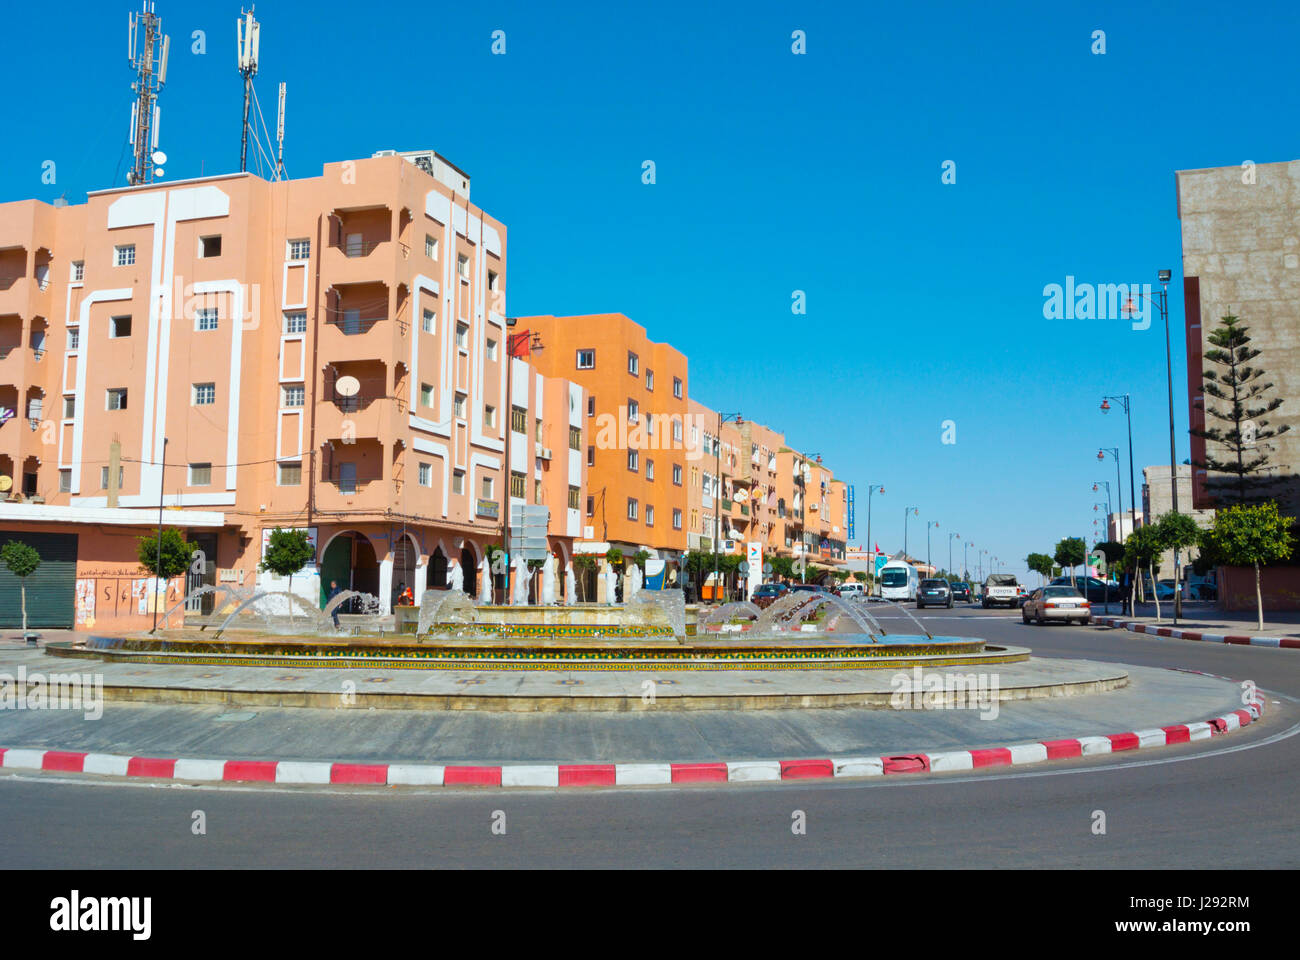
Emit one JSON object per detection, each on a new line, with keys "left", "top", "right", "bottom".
{"left": 2, "top": 606, "right": 1296, "bottom": 869}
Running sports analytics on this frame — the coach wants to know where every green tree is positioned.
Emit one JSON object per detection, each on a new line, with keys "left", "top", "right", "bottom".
{"left": 259, "top": 528, "right": 316, "bottom": 618}
{"left": 137, "top": 528, "right": 197, "bottom": 622}
{"left": 1123, "top": 525, "right": 1164, "bottom": 618}
{"left": 1156, "top": 512, "right": 1202, "bottom": 618}
{"left": 1189, "top": 314, "right": 1291, "bottom": 505}
{"left": 1053, "top": 537, "right": 1086, "bottom": 587}
{"left": 1204, "top": 501, "right": 1296, "bottom": 631}
{"left": 1, "top": 540, "right": 41, "bottom": 634}
{"left": 1025, "top": 552, "right": 1054, "bottom": 585}
{"left": 1094, "top": 541, "right": 1125, "bottom": 579}
{"left": 631, "top": 549, "right": 650, "bottom": 572}
{"left": 572, "top": 554, "right": 597, "bottom": 602}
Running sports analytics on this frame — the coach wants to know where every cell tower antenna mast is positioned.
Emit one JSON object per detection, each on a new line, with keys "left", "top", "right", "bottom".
{"left": 276, "top": 81, "right": 287, "bottom": 179}
{"left": 237, "top": 7, "right": 261, "bottom": 173}
{"left": 126, "top": 0, "right": 170, "bottom": 186}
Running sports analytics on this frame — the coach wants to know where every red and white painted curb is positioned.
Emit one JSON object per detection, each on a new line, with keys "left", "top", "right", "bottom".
{"left": 0, "top": 700, "right": 1266, "bottom": 789}
{"left": 1097, "top": 616, "right": 1300, "bottom": 649}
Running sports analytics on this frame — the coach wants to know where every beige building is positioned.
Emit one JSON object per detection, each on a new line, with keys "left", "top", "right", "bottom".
{"left": 1176, "top": 160, "right": 1300, "bottom": 515}
{"left": 1142, "top": 464, "right": 1215, "bottom": 574}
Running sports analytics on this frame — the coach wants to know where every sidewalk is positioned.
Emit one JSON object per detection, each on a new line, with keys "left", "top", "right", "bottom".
{"left": 1097, "top": 605, "right": 1300, "bottom": 648}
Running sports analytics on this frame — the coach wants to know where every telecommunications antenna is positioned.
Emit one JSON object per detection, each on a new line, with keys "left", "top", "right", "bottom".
{"left": 126, "top": 0, "right": 170, "bottom": 186}
{"left": 237, "top": 7, "right": 260, "bottom": 173}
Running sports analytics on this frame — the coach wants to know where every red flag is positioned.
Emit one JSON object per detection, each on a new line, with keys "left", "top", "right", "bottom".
{"left": 874, "top": 543, "right": 881, "bottom": 553}
{"left": 508, "top": 331, "right": 532, "bottom": 358}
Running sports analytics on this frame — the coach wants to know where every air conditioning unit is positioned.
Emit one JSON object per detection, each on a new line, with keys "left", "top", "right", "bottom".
{"left": 372, "top": 149, "right": 398, "bottom": 157}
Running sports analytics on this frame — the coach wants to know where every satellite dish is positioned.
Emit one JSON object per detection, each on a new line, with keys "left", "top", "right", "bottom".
{"left": 152, "top": 150, "right": 167, "bottom": 165}
{"left": 733, "top": 489, "right": 747, "bottom": 501}
{"left": 154, "top": 167, "right": 165, "bottom": 178}
{"left": 0, "top": 475, "right": 11, "bottom": 492}
{"left": 335, "top": 375, "right": 361, "bottom": 397}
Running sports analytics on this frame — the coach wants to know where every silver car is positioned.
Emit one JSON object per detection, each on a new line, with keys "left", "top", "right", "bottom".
{"left": 1021, "top": 586, "right": 1091, "bottom": 625}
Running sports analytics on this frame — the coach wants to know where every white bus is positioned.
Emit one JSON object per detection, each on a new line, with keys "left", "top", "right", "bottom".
{"left": 879, "top": 560, "right": 919, "bottom": 602}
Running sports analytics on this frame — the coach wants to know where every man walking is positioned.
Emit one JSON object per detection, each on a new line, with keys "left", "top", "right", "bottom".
{"left": 327, "top": 579, "right": 344, "bottom": 629}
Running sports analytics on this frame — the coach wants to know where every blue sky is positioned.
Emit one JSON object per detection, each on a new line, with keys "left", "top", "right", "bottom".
{"left": 7, "top": 0, "right": 1298, "bottom": 578}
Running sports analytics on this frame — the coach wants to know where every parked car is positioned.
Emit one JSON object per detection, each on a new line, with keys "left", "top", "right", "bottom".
{"left": 917, "top": 578, "right": 953, "bottom": 609}
{"left": 1022, "top": 586, "right": 1091, "bottom": 625}
{"left": 837, "top": 582, "right": 865, "bottom": 599}
{"left": 950, "top": 582, "right": 971, "bottom": 602}
{"left": 1188, "top": 581, "right": 1217, "bottom": 601}
{"left": 790, "top": 583, "right": 828, "bottom": 593}
{"left": 1049, "top": 576, "right": 1120, "bottom": 605}
{"left": 750, "top": 582, "right": 790, "bottom": 609}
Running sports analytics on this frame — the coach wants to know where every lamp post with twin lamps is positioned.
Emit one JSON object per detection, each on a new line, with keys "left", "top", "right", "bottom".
{"left": 948, "top": 532, "right": 960, "bottom": 581}
{"left": 865, "top": 484, "right": 884, "bottom": 590}
{"left": 713, "top": 412, "right": 744, "bottom": 601}
{"left": 903, "top": 506, "right": 919, "bottom": 557}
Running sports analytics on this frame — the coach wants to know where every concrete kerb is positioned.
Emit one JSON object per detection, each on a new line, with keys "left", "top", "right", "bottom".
{"left": 0, "top": 699, "right": 1266, "bottom": 791}
{"left": 1097, "top": 616, "right": 1300, "bottom": 649}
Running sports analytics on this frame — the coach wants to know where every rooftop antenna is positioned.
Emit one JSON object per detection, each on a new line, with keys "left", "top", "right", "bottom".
{"left": 276, "top": 81, "right": 286, "bottom": 179}
{"left": 126, "top": 0, "right": 170, "bottom": 186}
{"left": 237, "top": 6, "right": 260, "bottom": 173}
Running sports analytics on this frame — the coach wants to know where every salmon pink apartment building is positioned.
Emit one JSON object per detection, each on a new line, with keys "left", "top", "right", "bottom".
{"left": 0, "top": 151, "right": 587, "bottom": 629}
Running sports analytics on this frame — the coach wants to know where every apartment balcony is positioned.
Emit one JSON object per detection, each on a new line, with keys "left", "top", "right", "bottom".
{"left": 316, "top": 438, "right": 388, "bottom": 510}
{"left": 320, "top": 281, "right": 408, "bottom": 360}
{"left": 324, "top": 205, "right": 412, "bottom": 289}
{"left": 317, "top": 361, "right": 402, "bottom": 443}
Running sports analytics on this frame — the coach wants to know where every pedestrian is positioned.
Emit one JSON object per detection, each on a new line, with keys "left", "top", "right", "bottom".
{"left": 327, "top": 579, "right": 343, "bottom": 628}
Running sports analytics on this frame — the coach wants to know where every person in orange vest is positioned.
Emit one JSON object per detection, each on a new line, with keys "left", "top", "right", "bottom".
{"left": 397, "top": 581, "right": 414, "bottom": 606}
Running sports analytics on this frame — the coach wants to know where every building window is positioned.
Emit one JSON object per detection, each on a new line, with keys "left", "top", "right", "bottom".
{"left": 282, "top": 384, "right": 304, "bottom": 407}
{"left": 646, "top": 459, "right": 655, "bottom": 481}
{"left": 511, "top": 405, "right": 528, "bottom": 434}
{"left": 535, "top": 478, "right": 543, "bottom": 505}
{"left": 283, "top": 312, "right": 307, "bottom": 334}
{"left": 452, "top": 470, "right": 465, "bottom": 495}
{"left": 484, "top": 405, "right": 497, "bottom": 428}
{"left": 114, "top": 244, "right": 135, "bottom": 267}
{"left": 110, "top": 315, "right": 132, "bottom": 338}
{"left": 673, "top": 376, "right": 683, "bottom": 399}
{"left": 71, "top": 261, "right": 84, "bottom": 282}
{"left": 421, "top": 383, "right": 434, "bottom": 408}
{"left": 568, "top": 426, "right": 581, "bottom": 450}
{"left": 627, "top": 498, "right": 638, "bottom": 521}
{"left": 67, "top": 327, "right": 80, "bottom": 350}
{"left": 193, "top": 382, "right": 216, "bottom": 406}
{"left": 488, "top": 270, "right": 499, "bottom": 291}
{"left": 673, "top": 508, "right": 682, "bottom": 530}
{"left": 422, "top": 308, "right": 436, "bottom": 334}
{"left": 197, "top": 308, "right": 219, "bottom": 331}
{"left": 672, "top": 418, "right": 683, "bottom": 443}
{"left": 576, "top": 349, "right": 595, "bottom": 370}
{"left": 424, "top": 234, "right": 438, "bottom": 259}
{"left": 199, "top": 235, "right": 222, "bottom": 258}
{"left": 646, "top": 505, "right": 655, "bottom": 527}
{"left": 587, "top": 395, "right": 595, "bottom": 417}
{"left": 510, "top": 471, "right": 526, "bottom": 499}
{"left": 418, "top": 462, "right": 433, "bottom": 487}
{"left": 627, "top": 399, "right": 639, "bottom": 422}
{"left": 481, "top": 475, "right": 494, "bottom": 499}
{"left": 645, "top": 369, "right": 654, "bottom": 391}
{"left": 456, "top": 322, "right": 469, "bottom": 348}
{"left": 189, "top": 463, "right": 212, "bottom": 486}
{"left": 486, "top": 337, "right": 498, "bottom": 360}
{"left": 457, "top": 253, "right": 469, "bottom": 279}
{"left": 100, "top": 466, "right": 125, "bottom": 489}
{"left": 277, "top": 461, "right": 302, "bottom": 486}
{"left": 586, "top": 496, "right": 595, "bottom": 517}
{"left": 627, "top": 449, "right": 639, "bottom": 472}
{"left": 287, "top": 239, "right": 311, "bottom": 260}
{"left": 454, "top": 392, "right": 467, "bottom": 417}
{"left": 58, "top": 469, "right": 72, "bottom": 492}
{"left": 627, "top": 351, "right": 638, "bottom": 375}
{"left": 106, "top": 388, "right": 128, "bottom": 411}
{"left": 63, "top": 396, "right": 76, "bottom": 418}
{"left": 672, "top": 463, "right": 682, "bottom": 486}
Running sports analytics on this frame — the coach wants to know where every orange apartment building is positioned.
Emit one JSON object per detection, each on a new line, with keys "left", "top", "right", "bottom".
{"left": 521, "top": 313, "right": 695, "bottom": 571}
{"left": 0, "top": 151, "right": 586, "bottom": 629}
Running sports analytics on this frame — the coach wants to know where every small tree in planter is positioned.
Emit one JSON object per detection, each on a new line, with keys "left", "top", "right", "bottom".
{"left": 1204, "top": 501, "right": 1296, "bottom": 631}
{"left": 1123, "top": 525, "right": 1164, "bottom": 619}
{"left": 1155, "top": 511, "right": 1203, "bottom": 618}
{"left": 1, "top": 540, "right": 41, "bottom": 639}
{"left": 258, "top": 528, "right": 316, "bottom": 621}
{"left": 137, "top": 527, "right": 196, "bottom": 624}
{"left": 573, "top": 554, "right": 596, "bottom": 602}
{"left": 1054, "top": 537, "right": 1086, "bottom": 588}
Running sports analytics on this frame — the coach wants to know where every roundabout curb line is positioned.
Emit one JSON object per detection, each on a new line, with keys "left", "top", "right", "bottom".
{"left": 0, "top": 699, "right": 1266, "bottom": 790}
{"left": 1097, "top": 617, "right": 1300, "bottom": 649}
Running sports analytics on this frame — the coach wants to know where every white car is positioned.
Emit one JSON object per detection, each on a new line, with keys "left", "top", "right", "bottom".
{"left": 837, "top": 582, "right": 865, "bottom": 599}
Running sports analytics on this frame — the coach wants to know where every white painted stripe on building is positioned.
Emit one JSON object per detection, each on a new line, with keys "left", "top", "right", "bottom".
{"left": 614, "top": 763, "right": 673, "bottom": 785}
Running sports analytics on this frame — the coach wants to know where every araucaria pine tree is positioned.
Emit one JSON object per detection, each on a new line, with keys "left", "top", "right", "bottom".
{"left": 1189, "top": 314, "right": 1290, "bottom": 505}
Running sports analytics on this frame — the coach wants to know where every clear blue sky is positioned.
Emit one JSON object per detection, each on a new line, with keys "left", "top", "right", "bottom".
{"left": 7, "top": 0, "right": 1298, "bottom": 579}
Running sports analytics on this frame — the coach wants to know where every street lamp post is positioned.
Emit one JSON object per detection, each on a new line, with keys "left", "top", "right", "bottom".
{"left": 865, "top": 483, "right": 884, "bottom": 591}
{"left": 1100, "top": 394, "right": 1139, "bottom": 540}
{"left": 963, "top": 540, "right": 970, "bottom": 580}
{"left": 903, "top": 506, "right": 918, "bottom": 557}
{"left": 713, "top": 413, "right": 744, "bottom": 600}
{"left": 948, "top": 532, "right": 960, "bottom": 580}
{"left": 502, "top": 321, "right": 543, "bottom": 603}
{"left": 925, "top": 520, "right": 939, "bottom": 574}
{"left": 151, "top": 436, "right": 168, "bottom": 633}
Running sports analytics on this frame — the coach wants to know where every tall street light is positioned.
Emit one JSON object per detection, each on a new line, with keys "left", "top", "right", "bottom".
{"left": 963, "top": 540, "right": 971, "bottom": 580}
{"left": 503, "top": 321, "right": 543, "bottom": 602}
{"left": 865, "top": 483, "right": 884, "bottom": 589}
{"left": 926, "top": 520, "right": 939, "bottom": 574}
{"left": 903, "top": 506, "right": 918, "bottom": 557}
{"left": 1100, "top": 395, "right": 1139, "bottom": 538}
{"left": 713, "top": 413, "right": 744, "bottom": 599}
{"left": 151, "top": 436, "right": 168, "bottom": 633}
{"left": 948, "top": 531, "right": 960, "bottom": 580}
